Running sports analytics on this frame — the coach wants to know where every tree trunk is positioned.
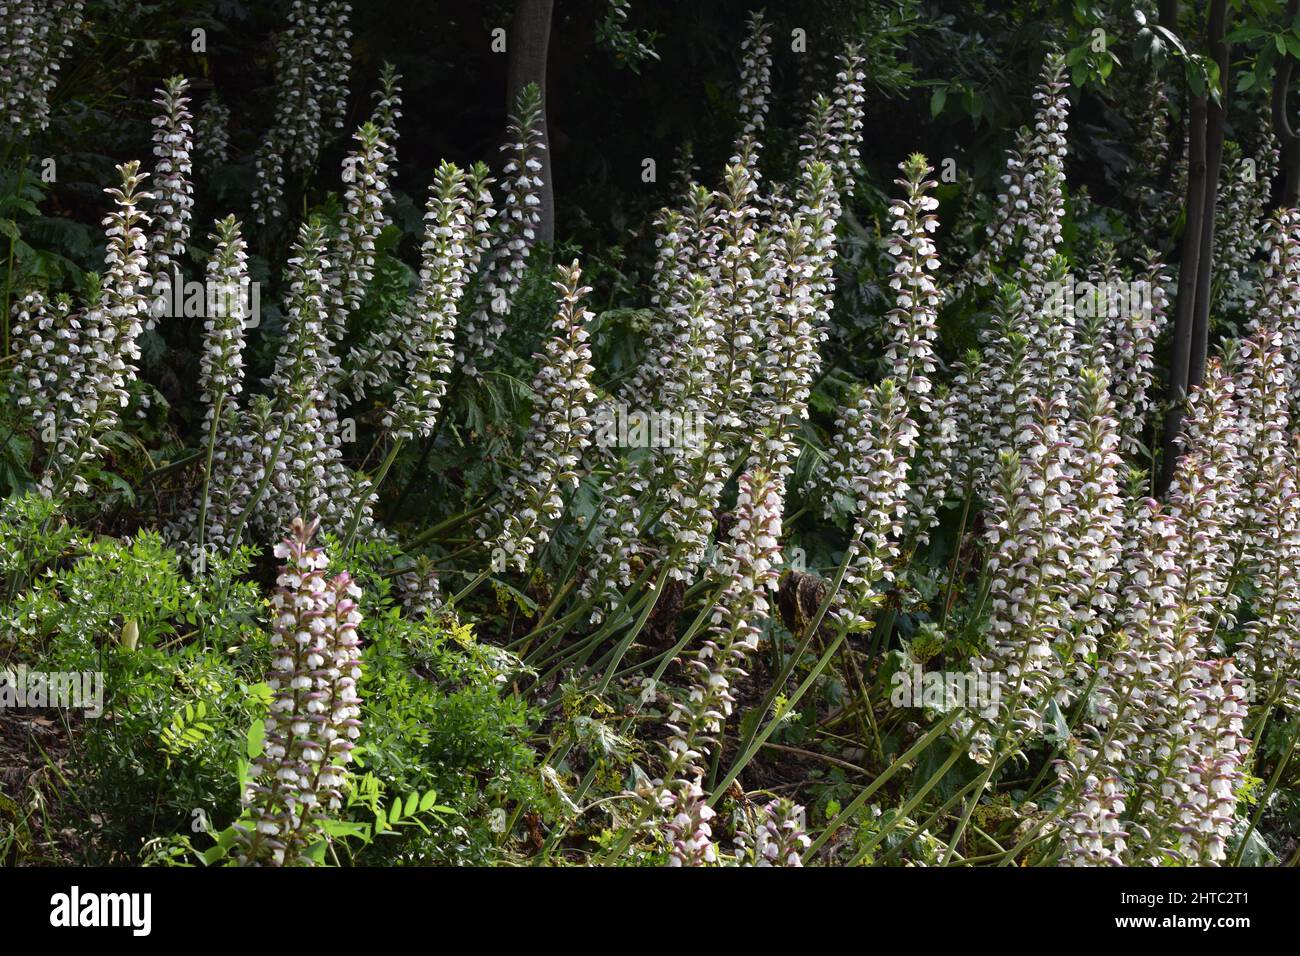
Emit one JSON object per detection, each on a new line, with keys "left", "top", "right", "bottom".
{"left": 1189, "top": 0, "right": 1230, "bottom": 392}
{"left": 1159, "top": 90, "right": 1208, "bottom": 494}
{"left": 507, "top": 0, "right": 555, "bottom": 244}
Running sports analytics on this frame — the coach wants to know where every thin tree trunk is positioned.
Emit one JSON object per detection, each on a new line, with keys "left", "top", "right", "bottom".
{"left": 507, "top": 0, "right": 555, "bottom": 244}
{"left": 1189, "top": 0, "right": 1230, "bottom": 391}
{"left": 1159, "top": 90, "right": 1208, "bottom": 493}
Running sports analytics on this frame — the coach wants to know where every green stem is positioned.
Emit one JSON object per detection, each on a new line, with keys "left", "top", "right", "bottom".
{"left": 803, "top": 707, "right": 966, "bottom": 859}
{"left": 226, "top": 421, "right": 290, "bottom": 549}
{"left": 341, "top": 437, "right": 404, "bottom": 555}
{"left": 194, "top": 393, "right": 227, "bottom": 570}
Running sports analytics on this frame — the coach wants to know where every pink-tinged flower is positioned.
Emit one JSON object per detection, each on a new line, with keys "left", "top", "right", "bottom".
{"left": 237, "top": 516, "right": 363, "bottom": 866}
{"left": 738, "top": 798, "right": 812, "bottom": 867}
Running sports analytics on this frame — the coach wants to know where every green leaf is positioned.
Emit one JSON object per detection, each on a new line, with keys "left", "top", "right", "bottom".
{"left": 246, "top": 717, "right": 265, "bottom": 759}
{"left": 1235, "top": 828, "right": 1276, "bottom": 866}
{"left": 201, "top": 844, "right": 228, "bottom": 865}
{"left": 1225, "top": 25, "right": 1268, "bottom": 43}
{"left": 101, "top": 470, "right": 137, "bottom": 505}
{"left": 0, "top": 194, "right": 38, "bottom": 216}
{"left": 321, "top": 819, "right": 370, "bottom": 840}
{"left": 930, "top": 87, "right": 947, "bottom": 117}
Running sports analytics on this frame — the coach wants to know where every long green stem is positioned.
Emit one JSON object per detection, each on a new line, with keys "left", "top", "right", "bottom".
{"left": 194, "top": 393, "right": 226, "bottom": 570}
{"left": 225, "top": 422, "right": 290, "bottom": 548}
{"left": 803, "top": 707, "right": 966, "bottom": 859}
{"left": 341, "top": 436, "right": 404, "bottom": 555}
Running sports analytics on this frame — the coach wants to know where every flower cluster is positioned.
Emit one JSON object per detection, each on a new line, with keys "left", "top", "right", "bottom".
{"left": 259, "top": 218, "right": 357, "bottom": 536}
{"left": 32, "top": 162, "right": 154, "bottom": 498}
{"left": 966, "top": 286, "right": 1031, "bottom": 483}
{"left": 368, "top": 63, "right": 402, "bottom": 204}
{"left": 1251, "top": 208, "right": 1300, "bottom": 418}
{"left": 714, "top": 157, "right": 767, "bottom": 412}
{"left": 1234, "top": 331, "right": 1292, "bottom": 580}
{"left": 950, "top": 129, "right": 1030, "bottom": 303}
{"left": 11, "top": 291, "right": 80, "bottom": 450}
{"left": 1061, "top": 367, "right": 1124, "bottom": 684}
{"left": 667, "top": 469, "right": 782, "bottom": 767}
{"left": 1050, "top": 484, "right": 1259, "bottom": 866}
{"left": 732, "top": 10, "right": 772, "bottom": 158}
{"left": 251, "top": 0, "right": 353, "bottom": 224}
{"left": 582, "top": 31, "right": 866, "bottom": 620}
{"left": 659, "top": 779, "right": 717, "bottom": 867}
{"left": 884, "top": 154, "right": 942, "bottom": 423}
{"left": 830, "top": 380, "right": 913, "bottom": 632}
{"left": 327, "top": 68, "right": 402, "bottom": 361}
{"left": 1234, "top": 436, "right": 1300, "bottom": 701}
{"left": 751, "top": 160, "right": 836, "bottom": 483}
{"left": 327, "top": 120, "right": 394, "bottom": 346}
{"left": 879, "top": 153, "right": 956, "bottom": 546}
{"left": 576, "top": 436, "right": 646, "bottom": 624}
{"left": 1057, "top": 773, "right": 1127, "bottom": 867}
{"left": 456, "top": 82, "right": 546, "bottom": 374}
{"left": 236, "top": 517, "right": 363, "bottom": 866}
{"left": 1215, "top": 122, "right": 1279, "bottom": 310}
{"left": 1176, "top": 658, "right": 1251, "bottom": 864}
{"left": 963, "top": 431, "right": 1071, "bottom": 763}
{"left": 384, "top": 161, "right": 481, "bottom": 440}
{"left": 904, "top": 381, "right": 962, "bottom": 545}
{"left": 0, "top": 0, "right": 82, "bottom": 138}
{"left": 482, "top": 261, "right": 596, "bottom": 572}
{"left": 1010, "top": 55, "right": 1069, "bottom": 300}
{"left": 145, "top": 75, "right": 194, "bottom": 327}
{"left": 192, "top": 91, "right": 231, "bottom": 171}
{"left": 828, "top": 44, "right": 866, "bottom": 196}
{"left": 648, "top": 469, "right": 792, "bottom": 864}
{"left": 650, "top": 275, "right": 729, "bottom": 585}
{"left": 166, "top": 216, "right": 253, "bottom": 560}
{"left": 1167, "top": 358, "right": 1241, "bottom": 632}
{"left": 952, "top": 53, "right": 1069, "bottom": 301}
{"left": 1109, "top": 253, "right": 1169, "bottom": 456}
{"left": 196, "top": 216, "right": 252, "bottom": 420}
{"left": 737, "top": 798, "right": 811, "bottom": 867}
{"left": 394, "top": 556, "right": 443, "bottom": 619}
